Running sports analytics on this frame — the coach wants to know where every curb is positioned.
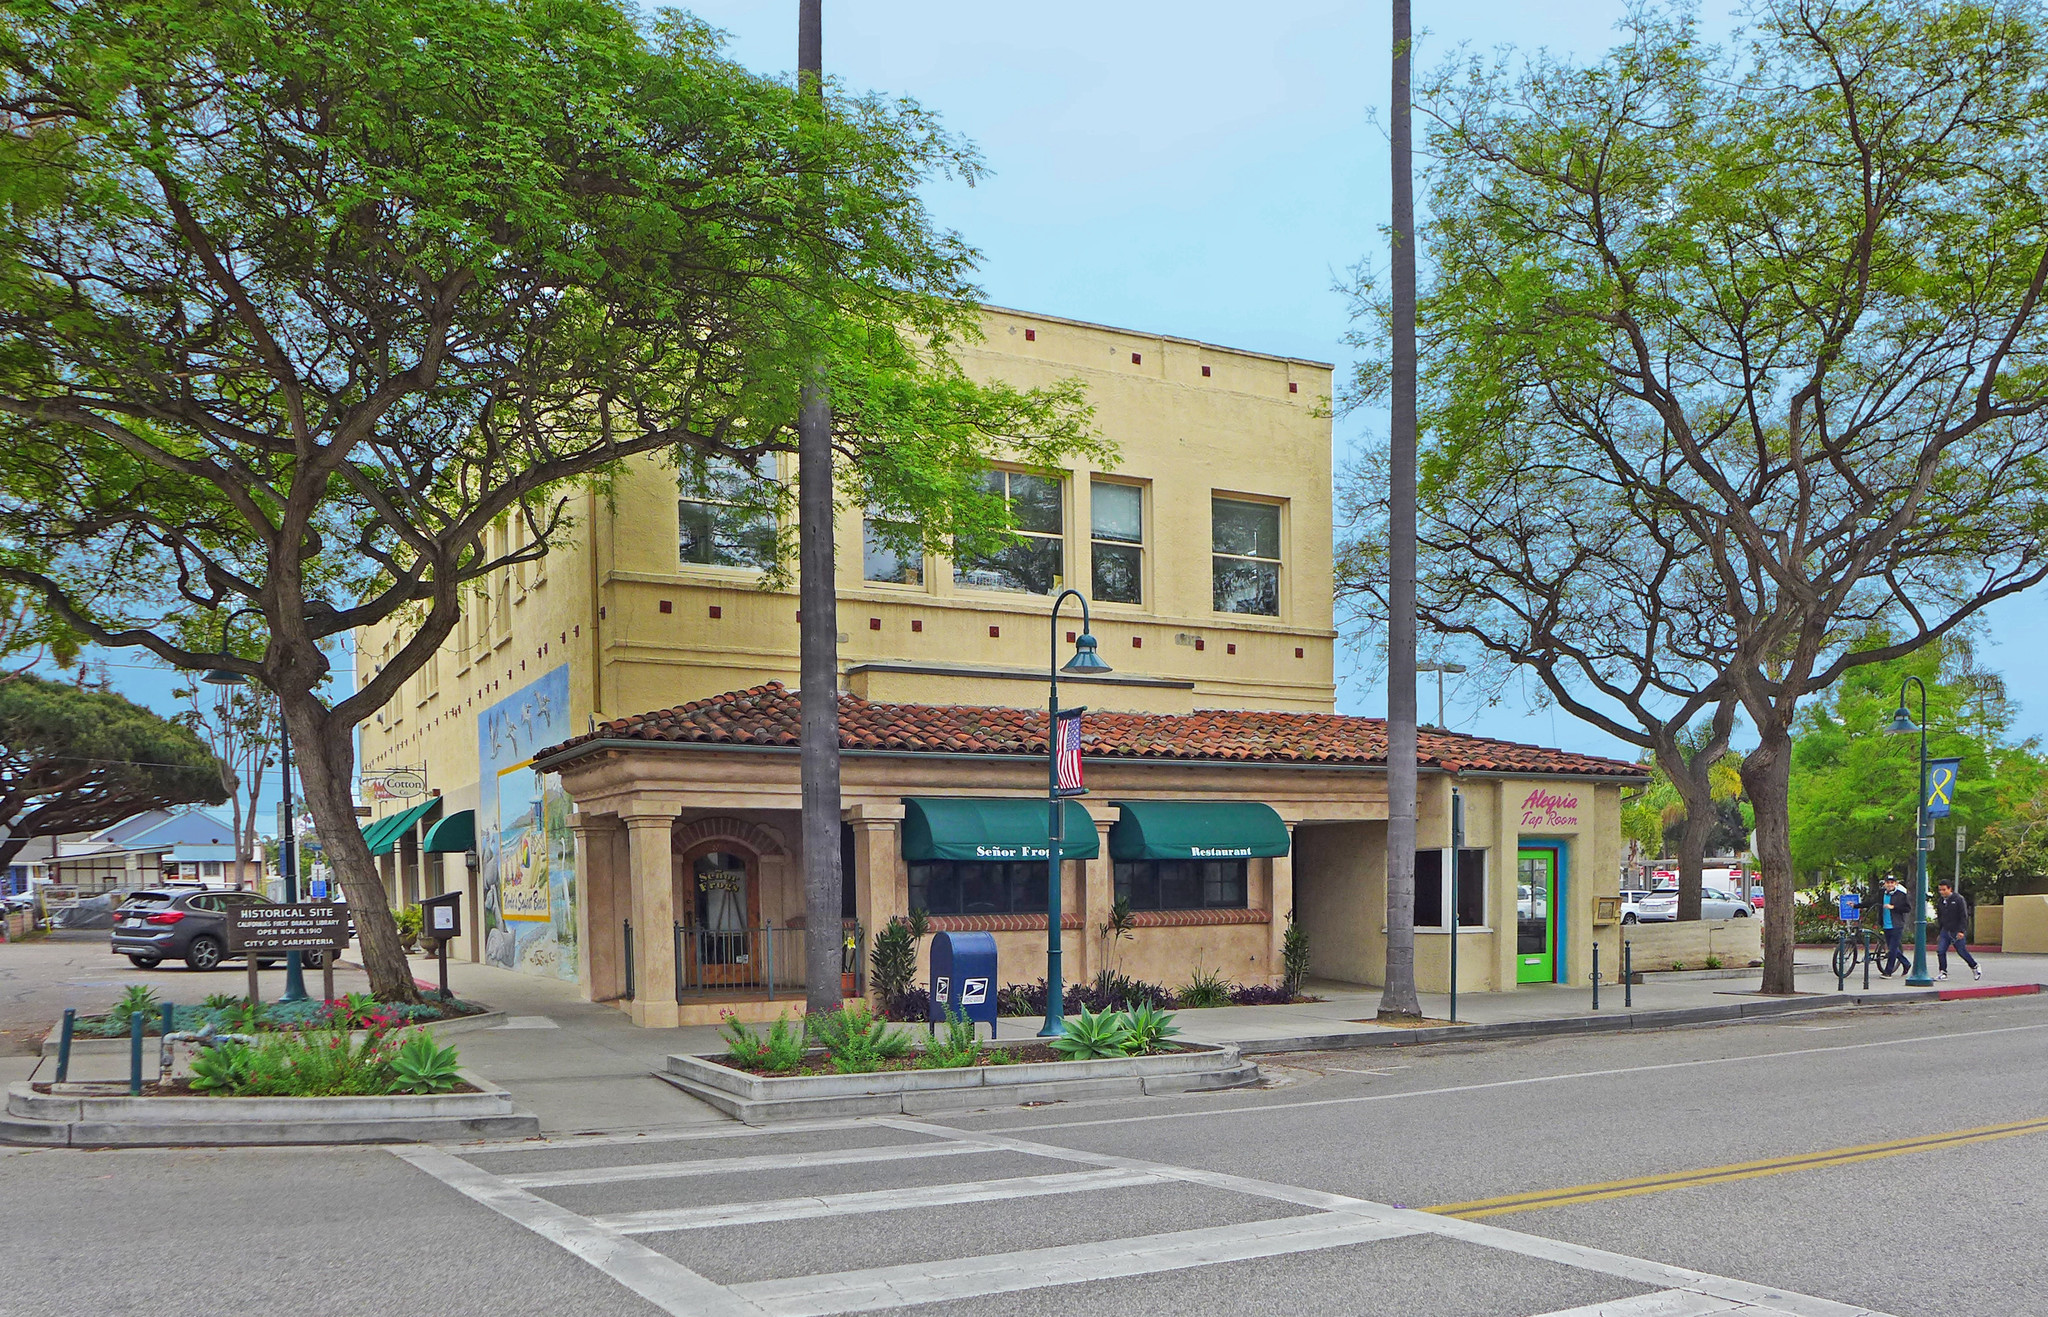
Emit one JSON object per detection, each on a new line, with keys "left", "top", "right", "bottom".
{"left": 1227, "top": 989, "right": 1982, "bottom": 1056}
{"left": 1937, "top": 983, "right": 2040, "bottom": 1001}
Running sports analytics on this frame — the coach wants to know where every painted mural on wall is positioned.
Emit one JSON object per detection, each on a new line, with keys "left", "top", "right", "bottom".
{"left": 477, "top": 664, "right": 577, "bottom": 980}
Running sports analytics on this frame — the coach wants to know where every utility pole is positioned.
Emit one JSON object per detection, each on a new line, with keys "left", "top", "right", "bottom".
{"left": 1379, "top": 0, "right": 1422, "bottom": 1021}
{"left": 797, "top": 0, "right": 845, "bottom": 1017}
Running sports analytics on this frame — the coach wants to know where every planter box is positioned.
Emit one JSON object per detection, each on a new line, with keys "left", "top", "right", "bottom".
{"left": 1, "top": 1071, "right": 538, "bottom": 1148}
{"left": 41, "top": 1009, "right": 507, "bottom": 1057}
{"left": 660, "top": 1040, "right": 1257, "bottom": 1125}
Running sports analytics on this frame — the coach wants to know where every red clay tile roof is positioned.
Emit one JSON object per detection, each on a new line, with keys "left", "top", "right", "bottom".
{"left": 538, "top": 682, "right": 1644, "bottom": 779}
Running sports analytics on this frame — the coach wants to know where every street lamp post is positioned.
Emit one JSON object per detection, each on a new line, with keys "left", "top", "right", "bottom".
{"left": 1040, "top": 588, "right": 1111, "bottom": 1037}
{"left": 1416, "top": 661, "right": 1466, "bottom": 730}
{"left": 202, "top": 608, "right": 307, "bottom": 1003}
{"left": 1886, "top": 677, "right": 1935, "bottom": 988}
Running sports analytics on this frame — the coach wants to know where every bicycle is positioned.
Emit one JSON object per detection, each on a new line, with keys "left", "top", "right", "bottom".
{"left": 1830, "top": 925, "right": 1873, "bottom": 981}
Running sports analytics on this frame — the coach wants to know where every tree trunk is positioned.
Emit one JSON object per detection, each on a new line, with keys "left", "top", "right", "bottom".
{"left": 1740, "top": 728, "right": 1797, "bottom": 994}
{"left": 797, "top": 0, "right": 843, "bottom": 1018}
{"left": 1664, "top": 762, "right": 1718, "bottom": 922}
{"left": 284, "top": 693, "right": 418, "bottom": 1002}
{"left": 1378, "top": 0, "right": 1421, "bottom": 1021}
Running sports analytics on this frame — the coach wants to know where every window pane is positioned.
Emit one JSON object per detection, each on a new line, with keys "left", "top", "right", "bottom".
{"left": 1008, "top": 473, "right": 1063, "bottom": 534}
{"left": 1212, "top": 557, "right": 1279, "bottom": 615}
{"left": 1092, "top": 542, "right": 1141, "bottom": 604}
{"left": 1091, "top": 481, "right": 1143, "bottom": 543}
{"left": 1212, "top": 498, "right": 1281, "bottom": 558}
{"left": 1456, "top": 848, "right": 1487, "bottom": 927}
{"left": 1414, "top": 850, "right": 1445, "bottom": 928}
{"left": 1158, "top": 860, "right": 1200, "bottom": 909}
{"left": 1201, "top": 860, "right": 1247, "bottom": 908}
{"left": 958, "top": 863, "right": 1006, "bottom": 914}
{"left": 863, "top": 518, "right": 924, "bottom": 585}
{"left": 679, "top": 500, "right": 776, "bottom": 568}
{"left": 955, "top": 536, "right": 1062, "bottom": 594}
{"left": 912, "top": 862, "right": 956, "bottom": 916}
{"left": 1012, "top": 862, "right": 1049, "bottom": 914}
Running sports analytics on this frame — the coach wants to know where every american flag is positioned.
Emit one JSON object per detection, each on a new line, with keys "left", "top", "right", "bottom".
{"left": 1054, "top": 709, "right": 1086, "bottom": 796}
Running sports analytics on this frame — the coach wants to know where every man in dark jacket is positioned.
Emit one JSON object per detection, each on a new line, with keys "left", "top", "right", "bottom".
{"left": 1880, "top": 877, "right": 1913, "bottom": 976}
{"left": 1936, "top": 880, "right": 1982, "bottom": 981}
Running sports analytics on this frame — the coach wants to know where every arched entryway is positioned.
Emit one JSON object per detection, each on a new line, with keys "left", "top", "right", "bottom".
{"left": 675, "top": 835, "right": 765, "bottom": 988}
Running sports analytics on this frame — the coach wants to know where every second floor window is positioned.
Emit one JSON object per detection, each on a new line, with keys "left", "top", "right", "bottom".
{"left": 1090, "top": 480, "right": 1143, "bottom": 604}
{"left": 679, "top": 455, "right": 778, "bottom": 569}
{"left": 863, "top": 510, "right": 924, "bottom": 585}
{"left": 1212, "top": 496, "right": 1282, "bottom": 615}
{"left": 955, "top": 469, "right": 1063, "bottom": 594}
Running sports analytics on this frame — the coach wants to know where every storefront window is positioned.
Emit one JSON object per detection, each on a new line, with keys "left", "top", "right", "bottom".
{"left": 1413, "top": 848, "right": 1488, "bottom": 928}
{"left": 1113, "top": 859, "right": 1249, "bottom": 911}
{"left": 907, "top": 860, "right": 1051, "bottom": 916}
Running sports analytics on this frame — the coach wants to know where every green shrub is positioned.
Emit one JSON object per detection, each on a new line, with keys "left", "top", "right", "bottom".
{"left": 201, "top": 992, "right": 242, "bottom": 1011}
{"left": 1282, "top": 912, "right": 1311, "bottom": 995}
{"left": 391, "top": 1031, "right": 463, "bottom": 1093}
{"left": 1120, "top": 1002, "right": 1180, "bottom": 1054}
{"left": 809, "top": 1005, "right": 913, "bottom": 1074}
{"left": 1703, "top": 955, "right": 1725, "bottom": 970}
{"left": 1177, "top": 967, "right": 1233, "bottom": 1010}
{"left": 719, "top": 1013, "right": 808, "bottom": 1073}
{"left": 395, "top": 906, "right": 424, "bottom": 941}
{"left": 190, "top": 1028, "right": 404, "bottom": 1097}
{"left": 868, "top": 917, "right": 919, "bottom": 1003}
{"left": 917, "top": 1009, "right": 985, "bottom": 1069}
{"left": 187, "top": 1043, "right": 254, "bottom": 1093}
{"left": 109, "top": 984, "right": 161, "bottom": 1031}
{"left": 1050, "top": 1004, "right": 1133, "bottom": 1060}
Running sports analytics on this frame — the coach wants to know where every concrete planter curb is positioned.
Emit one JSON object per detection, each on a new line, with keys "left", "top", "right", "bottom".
{"left": 1, "top": 1069, "right": 539, "bottom": 1148}
{"left": 40, "top": 1009, "right": 508, "bottom": 1057}
{"left": 660, "top": 1041, "right": 1257, "bottom": 1125}
{"left": 1230, "top": 989, "right": 1960, "bottom": 1057}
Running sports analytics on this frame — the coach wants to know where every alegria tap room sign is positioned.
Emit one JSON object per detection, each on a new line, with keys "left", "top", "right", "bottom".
{"left": 1520, "top": 788, "right": 1579, "bottom": 829}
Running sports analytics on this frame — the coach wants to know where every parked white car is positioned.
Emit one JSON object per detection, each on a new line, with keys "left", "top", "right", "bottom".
{"left": 1638, "top": 887, "right": 1752, "bottom": 921}
{"left": 1618, "top": 890, "right": 1665, "bottom": 924}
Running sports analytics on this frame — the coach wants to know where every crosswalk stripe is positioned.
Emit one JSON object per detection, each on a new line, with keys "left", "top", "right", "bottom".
{"left": 1526, "top": 1290, "right": 1751, "bottom": 1316}
{"left": 728, "top": 1212, "right": 1421, "bottom": 1315}
{"left": 503, "top": 1138, "right": 1006, "bottom": 1189}
{"left": 589, "top": 1167, "right": 1164, "bottom": 1234}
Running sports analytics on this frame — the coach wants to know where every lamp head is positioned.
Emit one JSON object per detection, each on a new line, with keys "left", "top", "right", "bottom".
{"left": 1885, "top": 704, "right": 1919, "bottom": 736}
{"left": 1062, "top": 631, "right": 1112, "bottom": 675}
{"left": 201, "top": 668, "right": 249, "bottom": 687}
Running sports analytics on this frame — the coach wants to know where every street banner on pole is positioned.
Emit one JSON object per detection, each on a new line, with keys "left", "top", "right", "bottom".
{"left": 1053, "top": 708, "right": 1086, "bottom": 797}
{"left": 1926, "top": 758, "right": 1960, "bottom": 818}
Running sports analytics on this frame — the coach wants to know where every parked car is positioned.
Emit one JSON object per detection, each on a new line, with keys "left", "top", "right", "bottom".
{"left": 1619, "top": 890, "right": 1664, "bottom": 924}
{"left": 110, "top": 889, "right": 334, "bottom": 971}
{"left": 1637, "top": 887, "right": 1753, "bottom": 922}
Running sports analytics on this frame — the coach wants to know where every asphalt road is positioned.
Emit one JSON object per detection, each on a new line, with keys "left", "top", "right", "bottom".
{"left": 4, "top": 995, "right": 2043, "bottom": 1316}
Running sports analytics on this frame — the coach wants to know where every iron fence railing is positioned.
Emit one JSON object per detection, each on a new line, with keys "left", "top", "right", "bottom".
{"left": 670, "top": 921, "right": 864, "bottom": 1001}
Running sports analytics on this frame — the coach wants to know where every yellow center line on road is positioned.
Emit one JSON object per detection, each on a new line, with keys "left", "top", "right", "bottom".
{"left": 1424, "top": 1114, "right": 2048, "bottom": 1219}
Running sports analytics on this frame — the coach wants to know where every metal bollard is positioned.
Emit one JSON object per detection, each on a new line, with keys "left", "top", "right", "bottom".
{"left": 55, "top": 1008, "right": 75, "bottom": 1083}
{"left": 766, "top": 919, "right": 776, "bottom": 1001}
{"left": 1624, "top": 939, "right": 1633, "bottom": 1008}
{"left": 1837, "top": 928, "right": 1848, "bottom": 992}
{"left": 673, "top": 921, "right": 685, "bottom": 1005}
{"left": 622, "top": 919, "right": 635, "bottom": 1000}
{"left": 1863, "top": 927, "right": 1872, "bottom": 991}
{"left": 1591, "top": 943, "right": 1601, "bottom": 1011}
{"left": 129, "top": 1010, "right": 144, "bottom": 1095}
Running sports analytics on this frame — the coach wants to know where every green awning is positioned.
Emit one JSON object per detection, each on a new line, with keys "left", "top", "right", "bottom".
{"left": 1109, "top": 801, "right": 1290, "bottom": 861}
{"left": 365, "top": 798, "right": 440, "bottom": 857}
{"left": 901, "top": 798, "right": 1100, "bottom": 863}
{"left": 422, "top": 810, "right": 475, "bottom": 854}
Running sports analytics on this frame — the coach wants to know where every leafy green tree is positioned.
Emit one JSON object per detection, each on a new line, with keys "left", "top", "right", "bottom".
{"left": 1342, "top": 0, "right": 2048, "bottom": 991}
{"left": 0, "top": 674, "right": 224, "bottom": 870}
{"left": 0, "top": 0, "right": 1100, "bottom": 998}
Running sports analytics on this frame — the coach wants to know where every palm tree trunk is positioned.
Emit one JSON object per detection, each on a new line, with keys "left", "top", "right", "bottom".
{"left": 797, "top": 0, "right": 844, "bottom": 1017}
{"left": 1378, "top": 0, "right": 1422, "bottom": 1021}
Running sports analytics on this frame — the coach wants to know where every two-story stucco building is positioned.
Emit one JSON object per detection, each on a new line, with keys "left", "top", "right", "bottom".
{"left": 355, "top": 305, "right": 1641, "bottom": 1026}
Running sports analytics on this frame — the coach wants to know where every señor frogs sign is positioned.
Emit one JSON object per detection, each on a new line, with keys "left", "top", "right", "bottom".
{"left": 1520, "top": 788, "right": 1579, "bottom": 829}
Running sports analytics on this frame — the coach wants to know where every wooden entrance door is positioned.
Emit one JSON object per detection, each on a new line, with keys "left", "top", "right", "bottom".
{"left": 680, "top": 844, "right": 760, "bottom": 987}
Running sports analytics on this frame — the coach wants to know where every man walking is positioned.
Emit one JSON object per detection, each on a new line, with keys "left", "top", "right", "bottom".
{"left": 1936, "top": 880, "right": 1982, "bottom": 981}
{"left": 1880, "top": 876, "right": 1912, "bottom": 977}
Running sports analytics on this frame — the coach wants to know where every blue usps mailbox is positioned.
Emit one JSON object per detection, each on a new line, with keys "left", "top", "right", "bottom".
{"left": 929, "top": 931, "right": 999, "bottom": 1037}
{"left": 1838, "top": 892, "right": 1862, "bottom": 922}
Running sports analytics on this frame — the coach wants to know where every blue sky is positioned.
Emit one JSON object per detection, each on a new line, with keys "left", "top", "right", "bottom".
{"left": 64, "top": 1, "right": 2048, "bottom": 781}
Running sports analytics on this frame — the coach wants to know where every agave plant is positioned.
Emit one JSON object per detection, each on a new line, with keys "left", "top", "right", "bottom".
{"left": 1119, "top": 1002, "right": 1181, "bottom": 1054}
{"left": 1050, "top": 1004, "right": 1133, "bottom": 1060}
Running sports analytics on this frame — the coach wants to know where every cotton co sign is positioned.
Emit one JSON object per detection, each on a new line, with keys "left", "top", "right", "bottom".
{"left": 1520, "top": 788, "right": 1579, "bottom": 829}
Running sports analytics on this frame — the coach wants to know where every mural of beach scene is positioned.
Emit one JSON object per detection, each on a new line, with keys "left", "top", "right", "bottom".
{"left": 477, "top": 664, "right": 576, "bottom": 979}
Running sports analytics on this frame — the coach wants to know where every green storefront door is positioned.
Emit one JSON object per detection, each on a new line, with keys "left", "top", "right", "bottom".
{"left": 1516, "top": 847, "right": 1557, "bottom": 983}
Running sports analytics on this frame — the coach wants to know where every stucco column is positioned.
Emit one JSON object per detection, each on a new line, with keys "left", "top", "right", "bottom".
{"left": 1269, "top": 823, "right": 1296, "bottom": 986}
{"left": 1495, "top": 778, "right": 1520, "bottom": 992}
{"left": 848, "top": 815, "right": 902, "bottom": 998}
{"left": 1081, "top": 814, "right": 1115, "bottom": 983}
{"left": 622, "top": 805, "right": 683, "bottom": 1027}
{"left": 570, "top": 811, "right": 626, "bottom": 1002}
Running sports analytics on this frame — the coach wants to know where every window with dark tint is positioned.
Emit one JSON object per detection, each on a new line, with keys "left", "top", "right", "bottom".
{"left": 1212, "top": 497, "right": 1282, "bottom": 615}
{"left": 119, "top": 892, "right": 176, "bottom": 909}
{"left": 955, "top": 470, "right": 1064, "bottom": 594}
{"left": 907, "top": 861, "right": 1055, "bottom": 916}
{"left": 1113, "top": 859, "right": 1249, "bottom": 911}
{"left": 1414, "top": 848, "right": 1488, "bottom": 928}
{"left": 1090, "top": 480, "right": 1143, "bottom": 604}
{"left": 679, "top": 455, "right": 778, "bottom": 569}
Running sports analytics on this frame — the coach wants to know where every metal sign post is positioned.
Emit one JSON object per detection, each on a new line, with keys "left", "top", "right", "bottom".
{"left": 1449, "top": 788, "right": 1463, "bottom": 1023}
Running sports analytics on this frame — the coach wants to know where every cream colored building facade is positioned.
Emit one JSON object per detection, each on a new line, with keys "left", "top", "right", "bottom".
{"left": 354, "top": 304, "right": 1640, "bottom": 1024}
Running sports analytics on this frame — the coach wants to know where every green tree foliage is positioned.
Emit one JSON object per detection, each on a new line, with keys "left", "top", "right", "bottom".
{"left": 1789, "top": 635, "right": 2040, "bottom": 905}
{"left": 1341, "top": 0, "right": 2048, "bottom": 990}
{"left": 0, "top": 674, "right": 224, "bottom": 869}
{"left": 0, "top": 0, "right": 1101, "bottom": 998}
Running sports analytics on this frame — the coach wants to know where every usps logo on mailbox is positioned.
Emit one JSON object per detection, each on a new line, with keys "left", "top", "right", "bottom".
{"left": 962, "top": 978, "right": 988, "bottom": 1005}
{"left": 934, "top": 977, "right": 949, "bottom": 1001}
